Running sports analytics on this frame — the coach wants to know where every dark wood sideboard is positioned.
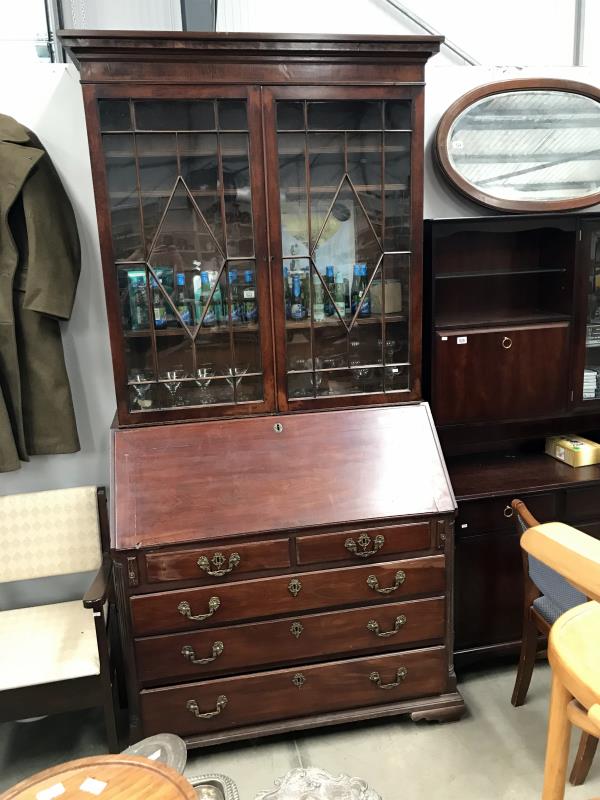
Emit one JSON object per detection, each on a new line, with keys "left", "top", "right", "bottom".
{"left": 425, "top": 215, "right": 600, "bottom": 666}
{"left": 110, "top": 405, "right": 463, "bottom": 746}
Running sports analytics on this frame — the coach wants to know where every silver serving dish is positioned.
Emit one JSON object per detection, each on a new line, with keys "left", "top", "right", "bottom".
{"left": 188, "top": 773, "right": 240, "bottom": 800}
{"left": 254, "top": 768, "right": 382, "bottom": 800}
{"left": 122, "top": 733, "right": 187, "bottom": 774}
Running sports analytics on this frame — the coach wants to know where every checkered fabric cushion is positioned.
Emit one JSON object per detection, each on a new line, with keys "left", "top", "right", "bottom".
{"left": 0, "top": 601, "right": 99, "bottom": 690}
{"left": 528, "top": 555, "right": 586, "bottom": 612}
{"left": 533, "top": 594, "right": 564, "bottom": 624}
{"left": 0, "top": 487, "right": 101, "bottom": 582}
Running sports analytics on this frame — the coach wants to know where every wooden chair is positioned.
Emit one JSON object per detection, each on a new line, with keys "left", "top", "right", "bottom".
{"left": 510, "top": 498, "right": 597, "bottom": 786}
{"left": 520, "top": 521, "right": 600, "bottom": 800}
{"left": 0, "top": 486, "right": 119, "bottom": 752}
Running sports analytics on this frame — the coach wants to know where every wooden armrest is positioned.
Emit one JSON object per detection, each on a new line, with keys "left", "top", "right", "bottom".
{"left": 590, "top": 704, "right": 600, "bottom": 730}
{"left": 83, "top": 556, "right": 112, "bottom": 611}
{"left": 521, "top": 522, "right": 600, "bottom": 603}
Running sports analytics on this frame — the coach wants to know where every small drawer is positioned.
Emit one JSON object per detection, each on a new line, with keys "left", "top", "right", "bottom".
{"left": 135, "top": 596, "right": 446, "bottom": 684}
{"left": 296, "top": 522, "right": 432, "bottom": 566}
{"left": 145, "top": 539, "right": 290, "bottom": 584}
{"left": 139, "top": 645, "right": 448, "bottom": 736}
{"left": 456, "top": 492, "right": 557, "bottom": 537}
{"left": 564, "top": 486, "right": 600, "bottom": 523}
{"left": 130, "top": 555, "right": 446, "bottom": 636}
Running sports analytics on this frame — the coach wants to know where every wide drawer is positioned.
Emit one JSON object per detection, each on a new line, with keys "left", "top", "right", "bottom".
{"left": 144, "top": 539, "right": 290, "bottom": 584}
{"left": 456, "top": 492, "right": 557, "bottom": 538}
{"left": 564, "top": 486, "right": 600, "bottom": 523}
{"left": 295, "top": 522, "right": 432, "bottom": 566}
{"left": 140, "top": 646, "right": 447, "bottom": 736}
{"left": 130, "top": 555, "right": 445, "bottom": 636}
{"left": 135, "top": 596, "right": 446, "bottom": 684}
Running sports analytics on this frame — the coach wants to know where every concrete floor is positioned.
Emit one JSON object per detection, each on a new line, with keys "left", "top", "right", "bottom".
{"left": 1, "top": 663, "right": 599, "bottom": 799}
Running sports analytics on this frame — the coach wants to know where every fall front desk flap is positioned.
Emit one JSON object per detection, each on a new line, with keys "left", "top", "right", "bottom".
{"left": 111, "top": 403, "right": 455, "bottom": 549}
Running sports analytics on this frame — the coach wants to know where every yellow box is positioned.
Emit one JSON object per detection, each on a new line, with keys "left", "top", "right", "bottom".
{"left": 545, "top": 435, "right": 600, "bottom": 468}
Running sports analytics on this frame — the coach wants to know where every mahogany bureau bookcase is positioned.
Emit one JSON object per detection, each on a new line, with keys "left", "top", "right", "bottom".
{"left": 59, "top": 31, "right": 464, "bottom": 746}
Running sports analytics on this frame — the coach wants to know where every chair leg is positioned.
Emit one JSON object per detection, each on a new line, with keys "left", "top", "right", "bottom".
{"left": 102, "top": 673, "right": 120, "bottom": 753}
{"left": 542, "top": 674, "right": 572, "bottom": 800}
{"left": 569, "top": 732, "right": 598, "bottom": 786}
{"left": 511, "top": 611, "right": 539, "bottom": 707}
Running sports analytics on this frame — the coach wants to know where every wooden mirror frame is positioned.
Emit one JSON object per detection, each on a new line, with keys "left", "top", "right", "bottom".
{"left": 434, "top": 78, "right": 600, "bottom": 213}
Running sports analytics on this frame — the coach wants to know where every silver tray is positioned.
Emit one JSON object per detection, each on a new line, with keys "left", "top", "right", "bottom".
{"left": 188, "top": 773, "right": 240, "bottom": 800}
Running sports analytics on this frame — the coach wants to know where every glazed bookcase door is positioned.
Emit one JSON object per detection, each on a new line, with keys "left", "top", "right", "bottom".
{"left": 264, "top": 87, "right": 423, "bottom": 410}
{"left": 89, "top": 87, "right": 274, "bottom": 424}
{"left": 574, "top": 216, "right": 600, "bottom": 405}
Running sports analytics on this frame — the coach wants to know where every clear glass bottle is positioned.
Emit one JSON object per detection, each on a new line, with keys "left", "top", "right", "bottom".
{"left": 312, "top": 274, "right": 325, "bottom": 322}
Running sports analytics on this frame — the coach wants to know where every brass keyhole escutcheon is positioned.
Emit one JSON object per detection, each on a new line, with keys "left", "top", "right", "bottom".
{"left": 290, "top": 621, "right": 304, "bottom": 638}
{"left": 274, "top": 422, "right": 284, "bottom": 433}
{"left": 288, "top": 578, "right": 302, "bottom": 597}
{"left": 292, "top": 673, "right": 306, "bottom": 688}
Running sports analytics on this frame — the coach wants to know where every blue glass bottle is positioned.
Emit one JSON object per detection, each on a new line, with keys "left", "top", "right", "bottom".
{"left": 228, "top": 269, "right": 242, "bottom": 324}
{"left": 358, "top": 264, "right": 371, "bottom": 317}
{"left": 243, "top": 269, "right": 258, "bottom": 323}
{"left": 324, "top": 265, "right": 335, "bottom": 316}
{"left": 290, "top": 274, "right": 307, "bottom": 320}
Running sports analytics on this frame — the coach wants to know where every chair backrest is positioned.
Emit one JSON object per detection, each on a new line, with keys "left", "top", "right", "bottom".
{"left": 512, "top": 498, "right": 587, "bottom": 610}
{"left": 522, "top": 522, "right": 600, "bottom": 603}
{"left": 0, "top": 486, "right": 102, "bottom": 583}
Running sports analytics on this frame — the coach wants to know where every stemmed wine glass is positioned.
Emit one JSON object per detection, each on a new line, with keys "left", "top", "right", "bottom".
{"left": 223, "top": 364, "right": 249, "bottom": 401}
{"left": 161, "top": 369, "right": 186, "bottom": 406}
{"left": 130, "top": 371, "right": 154, "bottom": 409}
{"left": 193, "top": 364, "right": 215, "bottom": 404}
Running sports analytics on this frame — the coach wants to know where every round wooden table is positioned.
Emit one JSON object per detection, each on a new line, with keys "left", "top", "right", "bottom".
{"left": 0, "top": 755, "right": 197, "bottom": 800}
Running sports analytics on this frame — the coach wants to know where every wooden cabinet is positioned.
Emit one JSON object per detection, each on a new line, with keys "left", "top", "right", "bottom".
{"left": 61, "top": 31, "right": 440, "bottom": 427}
{"left": 433, "top": 323, "right": 569, "bottom": 425}
{"left": 110, "top": 404, "right": 464, "bottom": 745}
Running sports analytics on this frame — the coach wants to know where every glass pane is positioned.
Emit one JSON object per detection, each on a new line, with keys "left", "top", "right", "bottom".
{"left": 584, "top": 227, "right": 600, "bottom": 400}
{"left": 277, "top": 101, "right": 304, "bottom": 130}
{"left": 384, "top": 364, "right": 410, "bottom": 392}
{"left": 218, "top": 100, "right": 247, "bottom": 130}
{"left": 347, "top": 132, "right": 382, "bottom": 242}
{"left": 103, "top": 134, "right": 143, "bottom": 261}
{"left": 221, "top": 133, "right": 254, "bottom": 257}
{"left": 99, "top": 100, "right": 131, "bottom": 131}
{"left": 135, "top": 100, "right": 215, "bottom": 131}
{"left": 118, "top": 266, "right": 150, "bottom": 334}
{"left": 309, "top": 133, "right": 345, "bottom": 250}
{"left": 385, "top": 101, "right": 411, "bottom": 130}
{"left": 137, "top": 133, "right": 178, "bottom": 249}
{"left": 308, "top": 101, "right": 382, "bottom": 130}
{"left": 384, "top": 132, "right": 411, "bottom": 251}
{"left": 178, "top": 133, "right": 224, "bottom": 252}
{"left": 279, "top": 133, "right": 308, "bottom": 257}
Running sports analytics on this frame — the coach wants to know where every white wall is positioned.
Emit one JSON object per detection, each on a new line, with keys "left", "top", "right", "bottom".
{"left": 0, "top": 64, "right": 115, "bottom": 494}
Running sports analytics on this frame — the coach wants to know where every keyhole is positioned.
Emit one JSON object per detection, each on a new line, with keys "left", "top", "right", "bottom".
{"left": 274, "top": 423, "right": 283, "bottom": 433}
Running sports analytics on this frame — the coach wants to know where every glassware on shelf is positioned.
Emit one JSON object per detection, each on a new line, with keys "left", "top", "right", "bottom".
{"left": 223, "top": 364, "right": 249, "bottom": 400}
{"left": 130, "top": 371, "right": 154, "bottom": 409}
{"left": 161, "top": 369, "right": 186, "bottom": 406}
{"left": 193, "top": 365, "right": 215, "bottom": 404}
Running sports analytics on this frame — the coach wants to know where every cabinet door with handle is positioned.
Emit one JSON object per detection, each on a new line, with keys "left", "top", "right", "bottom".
{"left": 433, "top": 323, "right": 569, "bottom": 425}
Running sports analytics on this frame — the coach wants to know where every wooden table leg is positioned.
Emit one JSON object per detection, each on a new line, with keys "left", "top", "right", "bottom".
{"left": 542, "top": 674, "right": 572, "bottom": 800}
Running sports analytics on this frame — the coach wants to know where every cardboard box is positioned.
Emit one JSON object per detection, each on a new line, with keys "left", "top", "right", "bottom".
{"left": 545, "top": 435, "right": 600, "bottom": 468}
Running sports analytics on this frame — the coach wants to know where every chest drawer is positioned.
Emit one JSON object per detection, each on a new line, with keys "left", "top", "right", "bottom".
{"left": 456, "top": 492, "right": 557, "bottom": 538}
{"left": 135, "top": 596, "right": 445, "bottom": 684}
{"left": 144, "top": 539, "right": 290, "bottom": 584}
{"left": 564, "top": 486, "right": 600, "bottom": 523}
{"left": 295, "top": 522, "right": 432, "bottom": 566}
{"left": 139, "top": 645, "right": 447, "bottom": 736}
{"left": 130, "top": 555, "right": 445, "bottom": 636}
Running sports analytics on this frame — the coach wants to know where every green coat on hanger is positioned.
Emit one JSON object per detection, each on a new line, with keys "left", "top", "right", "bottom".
{"left": 0, "top": 114, "right": 80, "bottom": 472}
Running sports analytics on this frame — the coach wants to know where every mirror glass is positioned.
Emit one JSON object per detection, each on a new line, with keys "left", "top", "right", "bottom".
{"left": 437, "top": 84, "right": 600, "bottom": 211}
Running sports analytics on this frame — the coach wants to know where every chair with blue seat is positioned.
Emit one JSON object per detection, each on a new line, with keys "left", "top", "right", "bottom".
{"left": 510, "top": 497, "right": 597, "bottom": 786}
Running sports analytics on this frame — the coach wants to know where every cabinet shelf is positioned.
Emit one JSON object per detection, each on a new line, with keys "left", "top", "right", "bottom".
{"left": 124, "top": 322, "right": 259, "bottom": 337}
{"left": 285, "top": 313, "right": 407, "bottom": 329}
{"left": 435, "top": 267, "right": 567, "bottom": 280}
{"left": 435, "top": 310, "right": 571, "bottom": 331}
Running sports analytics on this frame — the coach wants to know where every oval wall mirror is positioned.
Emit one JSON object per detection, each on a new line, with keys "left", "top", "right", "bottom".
{"left": 435, "top": 78, "right": 600, "bottom": 212}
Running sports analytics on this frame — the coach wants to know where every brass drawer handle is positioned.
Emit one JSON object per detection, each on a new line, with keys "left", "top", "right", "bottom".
{"left": 370, "top": 666, "right": 408, "bottom": 689}
{"left": 345, "top": 533, "right": 385, "bottom": 558}
{"left": 177, "top": 596, "right": 220, "bottom": 622}
{"left": 367, "top": 614, "right": 407, "bottom": 638}
{"left": 367, "top": 570, "right": 406, "bottom": 594}
{"left": 186, "top": 695, "right": 228, "bottom": 719}
{"left": 197, "top": 552, "right": 241, "bottom": 577}
{"left": 504, "top": 505, "right": 514, "bottom": 518}
{"left": 288, "top": 578, "right": 302, "bottom": 597}
{"left": 502, "top": 336, "right": 512, "bottom": 350}
{"left": 181, "top": 641, "right": 224, "bottom": 665}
